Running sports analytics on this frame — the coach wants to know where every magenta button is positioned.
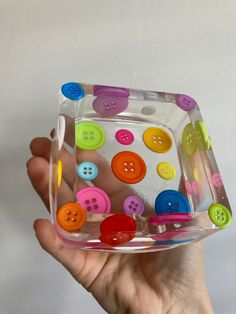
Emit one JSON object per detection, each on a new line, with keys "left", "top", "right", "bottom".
{"left": 94, "top": 85, "right": 129, "bottom": 98}
{"left": 184, "top": 180, "right": 192, "bottom": 194}
{"left": 76, "top": 187, "right": 111, "bottom": 214}
{"left": 192, "top": 180, "right": 200, "bottom": 196}
{"left": 93, "top": 96, "right": 128, "bottom": 116}
{"left": 123, "top": 196, "right": 144, "bottom": 215}
{"left": 115, "top": 129, "right": 134, "bottom": 145}
{"left": 177, "top": 94, "right": 197, "bottom": 111}
{"left": 212, "top": 172, "right": 223, "bottom": 187}
{"left": 149, "top": 213, "right": 192, "bottom": 225}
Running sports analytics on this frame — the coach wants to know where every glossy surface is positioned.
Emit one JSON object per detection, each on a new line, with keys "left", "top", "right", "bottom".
{"left": 155, "top": 190, "right": 191, "bottom": 215}
{"left": 143, "top": 127, "right": 172, "bottom": 153}
{"left": 57, "top": 203, "right": 86, "bottom": 232}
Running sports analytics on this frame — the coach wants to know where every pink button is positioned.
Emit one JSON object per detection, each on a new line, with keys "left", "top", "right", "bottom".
{"left": 192, "top": 180, "right": 200, "bottom": 196}
{"left": 93, "top": 96, "right": 128, "bottom": 116}
{"left": 94, "top": 85, "right": 129, "bottom": 98}
{"left": 149, "top": 213, "right": 192, "bottom": 225}
{"left": 76, "top": 187, "right": 111, "bottom": 214}
{"left": 184, "top": 180, "right": 192, "bottom": 194}
{"left": 212, "top": 172, "right": 223, "bottom": 187}
{"left": 123, "top": 196, "right": 144, "bottom": 215}
{"left": 115, "top": 129, "right": 134, "bottom": 145}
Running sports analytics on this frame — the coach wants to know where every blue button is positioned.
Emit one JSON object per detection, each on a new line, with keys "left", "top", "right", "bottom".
{"left": 61, "top": 82, "right": 84, "bottom": 100}
{"left": 155, "top": 190, "right": 191, "bottom": 215}
{"left": 77, "top": 162, "right": 98, "bottom": 180}
{"left": 155, "top": 239, "right": 192, "bottom": 246}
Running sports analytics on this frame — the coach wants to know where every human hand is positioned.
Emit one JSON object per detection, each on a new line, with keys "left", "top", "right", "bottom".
{"left": 27, "top": 135, "right": 214, "bottom": 314}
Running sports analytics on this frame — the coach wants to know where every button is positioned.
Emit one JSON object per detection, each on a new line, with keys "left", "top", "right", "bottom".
{"left": 115, "top": 129, "right": 134, "bottom": 145}
{"left": 156, "top": 162, "right": 176, "bottom": 180}
{"left": 155, "top": 190, "right": 191, "bottom": 215}
{"left": 57, "top": 203, "right": 86, "bottom": 232}
{"left": 182, "top": 123, "right": 197, "bottom": 156}
{"left": 192, "top": 180, "right": 200, "bottom": 196}
{"left": 76, "top": 187, "right": 111, "bottom": 214}
{"left": 208, "top": 203, "right": 232, "bottom": 228}
{"left": 149, "top": 213, "right": 192, "bottom": 225}
{"left": 212, "top": 172, "right": 223, "bottom": 187}
{"left": 61, "top": 82, "right": 84, "bottom": 100}
{"left": 176, "top": 94, "right": 197, "bottom": 111}
{"left": 123, "top": 196, "right": 144, "bottom": 215}
{"left": 143, "top": 127, "right": 172, "bottom": 153}
{"left": 93, "top": 96, "right": 128, "bottom": 116}
{"left": 75, "top": 122, "right": 106, "bottom": 150}
{"left": 184, "top": 180, "right": 192, "bottom": 194}
{"left": 57, "top": 115, "right": 65, "bottom": 150}
{"left": 58, "top": 160, "right": 62, "bottom": 187}
{"left": 111, "top": 151, "right": 146, "bottom": 184}
{"left": 93, "top": 85, "right": 129, "bottom": 97}
{"left": 77, "top": 162, "right": 98, "bottom": 180}
{"left": 194, "top": 120, "right": 211, "bottom": 151}
{"left": 100, "top": 214, "right": 136, "bottom": 245}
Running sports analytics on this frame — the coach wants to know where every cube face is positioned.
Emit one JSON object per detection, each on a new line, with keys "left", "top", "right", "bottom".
{"left": 49, "top": 82, "right": 232, "bottom": 252}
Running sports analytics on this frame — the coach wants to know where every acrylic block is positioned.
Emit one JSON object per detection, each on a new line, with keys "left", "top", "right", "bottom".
{"left": 49, "top": 82, "right": 232, "bottom": 253}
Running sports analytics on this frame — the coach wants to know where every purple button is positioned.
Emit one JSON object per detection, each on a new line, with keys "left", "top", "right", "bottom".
{"left": 93, "top": 85, "right": 129, "bottom": 98}
{"left": 177, "top": 94, "right": 197, "bottom": 111}
{"left": 123, "top": 196, "right": 144, "bottom": 215}
{"left": 93, "top": 96, "right": 128, "bottom": 116}
{"left": 115, "top": 129, "right": 134, "bottom": 145}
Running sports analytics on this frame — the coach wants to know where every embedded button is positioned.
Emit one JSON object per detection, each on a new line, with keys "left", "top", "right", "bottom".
{"left": 194, "top": 120, "right": 211, "bottom": 151}
{"left": 57, "top": 203, "right": 86, "bottom": 232}
{"left": 208, "top": 203, "right": 232, "bottom": 228}
{"left": 184, "top": 180, "right": 192, "bottom": 194}
{"left": 192, "top": 180, "right": 200, "bottom": 196}
{"left": 156, "top": 162, "right": 176, "bottom": 180}
{"left": 93, "top": 96, "right": 128, "bottom": 116}
{"left": 93, "top": 85, "right": 129, "bottom": 97}
{"left": 123, "top": 196, "right": 144, "bottom": 215}
{"left": 76, "top": 187, "right": 111, "bottom": 214}
{"left": 61, "top": 82, "right": 84, "bottom": 100}
{"left": 111, "top": 151, "right": 146, "bottom": 184}
{"left": 58, "top": 160, "right": 62, "bottom": 187}
{"left": 155, "top": 190, "right": 191, "bottom": 215}
{"left": 115, "top": 129, "right": 134, "bottom": 145}
{"left": 176, "top": 94, "right": 197, "bottom": 111}
{"left": 100, "top": 214, "right": 136, "bottom": 245}
{"left": 182, "top": 123, "right": 197, "bottom": 157}
{"left": 75, "top": 122, "right": 106, "bottom": 150}
{"left": 212, "top": 172, "right": 223, "bottom": 188}
{"left": 143, "top": 127, "right": 172, "bottom": 153}
{"left": 149, "top": 213, "right": 192, "bottom": 225}
{"left": 77, "top": 162, "right": 98, "bottom": 180}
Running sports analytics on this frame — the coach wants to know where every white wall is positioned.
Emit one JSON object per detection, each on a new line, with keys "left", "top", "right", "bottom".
{"left": 0, "top": 1, "right": 236, "bottom": 313}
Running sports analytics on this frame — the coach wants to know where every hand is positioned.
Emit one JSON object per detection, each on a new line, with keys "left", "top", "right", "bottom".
{"left": 27, "top": 135, "right": 214, "bottom": 314}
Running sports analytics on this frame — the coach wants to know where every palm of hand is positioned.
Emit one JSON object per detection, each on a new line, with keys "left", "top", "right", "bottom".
{"left": 27, "top": 136, "right": 211, "bottom": 314}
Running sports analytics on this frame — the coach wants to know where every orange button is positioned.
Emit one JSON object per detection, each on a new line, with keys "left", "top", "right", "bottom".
{"left": 143, "top": 127, "right": 172, "bottom": 153}
{"left": 57, "top": 203, "right": 86, "bottom": 232}
{"left": 111, "top": 151, "right": 146, "bottom": 184}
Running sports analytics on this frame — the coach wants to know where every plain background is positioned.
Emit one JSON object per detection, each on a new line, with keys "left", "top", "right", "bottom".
{"left": 0, "top": 1, "right": 236, "bottom": 313}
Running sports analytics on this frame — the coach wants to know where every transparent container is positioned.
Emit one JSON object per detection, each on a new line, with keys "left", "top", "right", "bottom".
{"left": 49, "top": 82, "right": 232, "bottom": 253}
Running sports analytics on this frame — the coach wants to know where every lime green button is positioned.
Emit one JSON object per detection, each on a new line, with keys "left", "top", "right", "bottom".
{"left": 182, "top": 123, "right": 197, "bottom": 156}
{"left": 195, "top": 120, "right": 211, "bottom": 151}
{"left": 208, "top": 203, "right": 232, "bottom": 228}
{"left": 156, "top": 162, "right": 176, "bottom": 180}
{"left": 75, "top": 122, "right": 106, "bottom": 150}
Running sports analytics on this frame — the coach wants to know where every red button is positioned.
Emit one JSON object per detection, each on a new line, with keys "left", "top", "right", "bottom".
{"left": 100, "top": 214, "right": 136, "bottom": 245}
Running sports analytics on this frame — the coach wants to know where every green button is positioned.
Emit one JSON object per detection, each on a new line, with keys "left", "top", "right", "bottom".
{"left": 182, "top": 123, "right": 197, "bottom": 156}
{"left": 195, "top": 120, "right": 211, "bottom": 151}
{"left": 208, "top": 203, "right": 232, "bottom": 228}
{"left": 75, "top": 122, "right": 106, "bottom": 150}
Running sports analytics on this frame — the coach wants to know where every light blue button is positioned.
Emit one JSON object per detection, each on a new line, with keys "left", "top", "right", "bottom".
{"left": 77, "top": 162, "right": 98, "bottom": 180}
{"left": 155, "top": 190, "right": 191, "bottom": 215}
{"left": 61, "top": 82, "right": 84, "bottom": 100}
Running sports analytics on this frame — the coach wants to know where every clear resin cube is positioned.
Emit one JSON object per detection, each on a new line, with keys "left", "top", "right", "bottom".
{"left": 49, "top": 82, "right": 232, "bottom": 253}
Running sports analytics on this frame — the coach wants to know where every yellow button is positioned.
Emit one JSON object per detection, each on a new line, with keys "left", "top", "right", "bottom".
{"left": 156, "top": 162, "right": 176, "bottom": 180}
{"left": 58, "top": 160, "right": 62, "bottom": 187}
{"left": 143, "top": 127, "right": 172, "bottom": 153}
{"left": 182, "top": 123, "right": 197, "bottom": 157}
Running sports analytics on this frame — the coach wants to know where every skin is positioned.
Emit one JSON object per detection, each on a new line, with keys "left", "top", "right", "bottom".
{"left": 27, "top": 135, "right": 214, "bottom": 314}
